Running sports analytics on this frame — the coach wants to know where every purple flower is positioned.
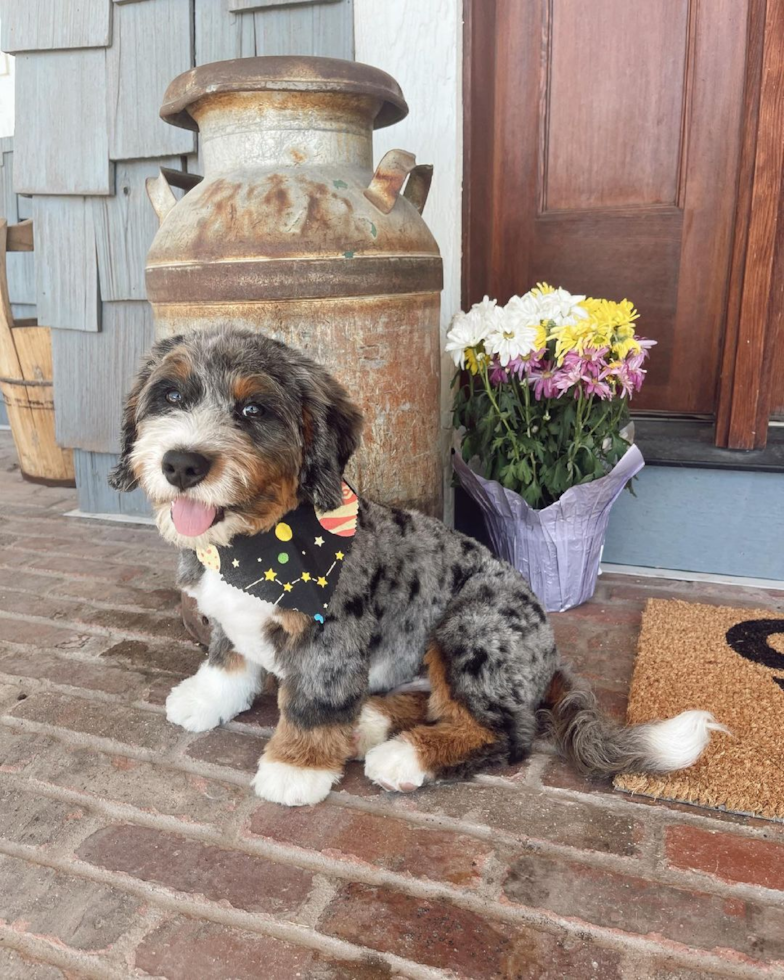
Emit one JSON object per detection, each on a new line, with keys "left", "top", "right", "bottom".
{"left": 528, "top": 361, "right": 559, "bottom": 399}
{"left": 489, "top": 357, "right": 508, "bottom": 386}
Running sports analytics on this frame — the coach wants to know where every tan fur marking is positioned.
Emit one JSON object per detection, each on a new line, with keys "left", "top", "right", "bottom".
{"left": 231, "top": 374, "right": 276, "bottom": 404}
{"left": 265, "top": 714, "right": 353, "bottom": 772}
{"left": 402, "top": 645, "right": 496, "bottom": 774}
{"left": 365, "top": 692, "right": 429, "bottom": 735}
{"left": 221, "top": 649, "right": 249, "bottom": 673}
{"left": 161, "top": 351, "right": 193, "bottom": 382}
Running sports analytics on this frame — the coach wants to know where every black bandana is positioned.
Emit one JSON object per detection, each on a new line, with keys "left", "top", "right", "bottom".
{"left": 196, "top": 483, "right": 359, "bottom": 622}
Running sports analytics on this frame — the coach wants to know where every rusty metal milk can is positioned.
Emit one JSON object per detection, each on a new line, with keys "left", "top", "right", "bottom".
{"left": 144, "top": 56, "right": 443, "bottom": 516}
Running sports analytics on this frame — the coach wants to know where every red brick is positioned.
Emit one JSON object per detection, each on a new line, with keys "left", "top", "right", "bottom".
{"left": 0, "top": 784, "right": 86, "bottom": 847}
{"left": 50, "top": 576, "right": 180, "bottom": 612}
{"left": 666, "top": 825, "right": 784, "bottom": 891}
{"left": 374, "top": 780, "right": 644, "bottom": 856}
{"left": 540, "top": 755, "right": 616, "bottom": 795}
{"left": 0, "top": 728, "right": 57, "bottom": 773}
{"left": 0, "top": 617, "right": 91, "bottom": 649}
{"left": 78, "top": 825, "right": 314, "bottom": 916}
{"left": 0, "top": 647, "right": 146, "bottom": 696}
{"left": 0, "top": 853, "right": 141, "bottom": 951}
{"left": 187, "top": 729, "right": 266, "bottom": 773}
{"left": 28, "top": 745, "right": 245, "bottom": 829}
{"left": 250, "top": 801, "right": 490, "bottom": 886}
{"left": 320, "top": 882, "right": 623, "bottom": 979}
{"left": 0, "top": 947, "right": 67, "bottom": 980}
{"left": 235, "top": 692, "right": 280, "bottom": 729}
{"left": 4, "top": 535, "right": 133, "bottom": 562}
{"left": 100, "top": 638, "right": 203, "bottom": 676}
{"left": 503, "top": 852, "right": 784, "bottom": 963}
{"left": 0, "top": 566, "right": 57, "bottom": 594}
{"left": 135, "top": 917, "right": 392, "bottom": 980}
{"left": 11, "top": 691, "right": 183, "bottom": 751}
{"left": 0, "top": 587, "right": 189, "bottom": 643}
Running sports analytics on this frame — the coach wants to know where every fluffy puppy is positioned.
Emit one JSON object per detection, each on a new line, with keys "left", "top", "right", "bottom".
{"left": 110, "top": 325, "right": 724, "bottom": 806}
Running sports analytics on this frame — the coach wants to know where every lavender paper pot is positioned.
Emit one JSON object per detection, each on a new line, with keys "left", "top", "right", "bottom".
{"left": 453, "top": 445, "right": 645, "bottom": 613}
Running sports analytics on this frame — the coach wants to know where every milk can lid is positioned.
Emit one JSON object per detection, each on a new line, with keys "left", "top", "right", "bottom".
{"left": 160, "top": 56, "right": 409, "bottom": 132}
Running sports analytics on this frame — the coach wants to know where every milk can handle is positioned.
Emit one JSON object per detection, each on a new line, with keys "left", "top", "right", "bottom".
{"left": 364, "top": 150, "right": 433, "bottom": 215}
{"left": 146, "top": 168, "right": 204, "bottom": 225}
{"left": 403, "top": 164, "right": 433, "bottom": 215}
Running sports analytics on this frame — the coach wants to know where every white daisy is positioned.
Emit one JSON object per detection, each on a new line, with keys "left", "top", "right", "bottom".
{"left": 486, "top": 304, "right": 539, "bottom": 366}
{"left": 538, "top": 287, "right": 588, "bottom": 325}
{"left": 445, "top": 296, "right": 496, "bottom": 368}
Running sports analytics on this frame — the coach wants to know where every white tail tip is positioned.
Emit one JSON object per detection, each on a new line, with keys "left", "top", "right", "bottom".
{"left": 640, "top": 710, "right": 730, "bottom": 772}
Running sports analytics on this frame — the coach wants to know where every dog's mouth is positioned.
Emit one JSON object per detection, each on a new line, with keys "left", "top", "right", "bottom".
{"left": 170, "top": 498, "right": 226, "bottom": 538}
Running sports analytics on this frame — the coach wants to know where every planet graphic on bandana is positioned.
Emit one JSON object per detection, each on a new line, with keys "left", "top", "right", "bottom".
{"left": 316, "top": 482, "right": 358, "bottom": 537}
{"left": 196, "top": 544, "right": 221, "bottom": 572}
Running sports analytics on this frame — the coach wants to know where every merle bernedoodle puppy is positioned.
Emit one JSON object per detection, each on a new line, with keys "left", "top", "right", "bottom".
{"left": 110, "top": 326, "right": 723, "bottom": 806}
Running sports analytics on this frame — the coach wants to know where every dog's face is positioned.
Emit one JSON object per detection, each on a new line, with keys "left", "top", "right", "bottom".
{"left": 109, "top": 327, "right": 363, "bottom": 550}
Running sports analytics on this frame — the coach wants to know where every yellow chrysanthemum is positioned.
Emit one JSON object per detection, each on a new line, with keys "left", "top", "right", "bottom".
{"left": 589, "top": 298, "right": 640, "bottom": 333}
{"left": 553, "top": 320, "right": 596, "bottom": 362}
{"left": 532, "top": 282, "right": 555, "bottom": 296}
{"left": 465, "top": 347, "right": 488, "bottom": 375}
{"left": 612, "top": 336, "right": 642, "bottom": 359}
{"left": 533, "top": 323, "right": 548, "bottom": 350}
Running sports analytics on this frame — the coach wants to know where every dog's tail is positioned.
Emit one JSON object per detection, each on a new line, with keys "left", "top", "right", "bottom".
{"left": 539, "top": 666, "right": 727, "bottom": 777}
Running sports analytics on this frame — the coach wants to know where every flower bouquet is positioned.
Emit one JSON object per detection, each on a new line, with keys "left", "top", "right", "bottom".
{"left": 448, "top": 284, "right": 655, "bottom": 611}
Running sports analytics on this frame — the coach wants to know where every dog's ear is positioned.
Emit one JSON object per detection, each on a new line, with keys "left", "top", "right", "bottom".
{"left": 299, "top": 367, "right": 363, "bottom": 513}
{"left": 108, "top": 337, "right": 182, "bottom": 492}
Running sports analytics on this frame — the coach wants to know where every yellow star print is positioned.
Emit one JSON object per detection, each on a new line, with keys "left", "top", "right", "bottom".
{"left": 335, "top": 551, "right": 344, "bottom": 560}
{"left": 264, "top": 568, "right": 276, "bottom": 581}
{"left": 301, "top": 572, "right": 311, "bottom": 582}
{"left": 231, "top": 559, "right": 240, "bottom": 568}
{"left": 317, "top": 576, "right": 328, "bottom": 588}
{"left": 283, "top": 582, "right": 293, "bottom": 592}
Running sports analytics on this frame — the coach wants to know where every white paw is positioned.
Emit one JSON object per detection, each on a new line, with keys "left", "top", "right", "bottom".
{"left": 351, "top": 703, "right": 391, "bottom": 761}
{"left": 252, "top": 756, "right": 338, "bottom": 807}
{"left": 165, "top": 660, "right": 261, "bottom": 733}
{"left": 364, "top": 737, "right": 429, "bottom": 793}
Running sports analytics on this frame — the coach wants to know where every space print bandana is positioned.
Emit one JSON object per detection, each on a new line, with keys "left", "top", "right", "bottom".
{"left": 195, "top": 483, "right": 358, "bottom": 622}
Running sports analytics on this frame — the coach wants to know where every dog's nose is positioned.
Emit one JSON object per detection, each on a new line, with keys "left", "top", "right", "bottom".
{"left": 162, "top": 450, "right": 212, "bottom": 490}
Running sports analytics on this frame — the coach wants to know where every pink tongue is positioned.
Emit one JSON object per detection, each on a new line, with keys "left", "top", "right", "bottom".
{"left": 171, "top": 498, "right": 217, "bottom": 537}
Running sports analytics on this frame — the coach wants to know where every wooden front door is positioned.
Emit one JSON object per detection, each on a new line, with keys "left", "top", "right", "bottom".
{"left": 464, "top": 0, "right": 752, "bottom": 416}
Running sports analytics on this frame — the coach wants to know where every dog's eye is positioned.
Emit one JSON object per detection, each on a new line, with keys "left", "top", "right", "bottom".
{"left": 241, "top": 403, "right": 265, "bottom": 419}
{"left": 165, "top": 389, "right": 182, "bottom": 405}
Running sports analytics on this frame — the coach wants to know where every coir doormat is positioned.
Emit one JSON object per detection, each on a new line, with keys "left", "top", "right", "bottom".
{"left": 615, "top": 599, "right": 784, "bottom": 821}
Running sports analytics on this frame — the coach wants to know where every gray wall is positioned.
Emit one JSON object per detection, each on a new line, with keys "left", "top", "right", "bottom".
{"left": 604, "top": 465, "right": 784, "bottom": 581}
{"left": 3, "top": 0, "right": 354, "bottom": 516}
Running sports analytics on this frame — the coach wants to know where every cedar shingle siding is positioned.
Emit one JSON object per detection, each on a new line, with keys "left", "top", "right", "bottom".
{"left": 2, "top": 0, "right": 354, "bottom": 513}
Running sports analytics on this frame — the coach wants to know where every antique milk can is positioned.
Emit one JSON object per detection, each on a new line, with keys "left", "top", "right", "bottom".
{"left": 145, "top": 56, "right": 443, "bottom": 516}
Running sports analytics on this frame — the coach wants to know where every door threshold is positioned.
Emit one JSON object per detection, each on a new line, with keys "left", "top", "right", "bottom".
{"left": 601, "top": 562, "right": 784, "bottom": 591}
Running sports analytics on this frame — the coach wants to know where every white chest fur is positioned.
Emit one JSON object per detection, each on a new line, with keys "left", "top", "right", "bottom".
{"left": 186, "top": 570, "right": 283, "bottom": 675}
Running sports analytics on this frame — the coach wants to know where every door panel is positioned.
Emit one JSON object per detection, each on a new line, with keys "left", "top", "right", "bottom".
{"left": 465, "top": 0, "right": 751, "bottom": 415}
{"left": 546, "top": 0, "right": 689, "bottom": 211}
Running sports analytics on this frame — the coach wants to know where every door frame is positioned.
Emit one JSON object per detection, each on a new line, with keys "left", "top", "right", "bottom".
{"left": 463, "top": 0, "right": 784, "bottom": 450}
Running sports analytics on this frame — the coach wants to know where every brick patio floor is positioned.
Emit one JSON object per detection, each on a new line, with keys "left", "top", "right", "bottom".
{"left": 1, "top": 429, "right": 783, "bottom": 980}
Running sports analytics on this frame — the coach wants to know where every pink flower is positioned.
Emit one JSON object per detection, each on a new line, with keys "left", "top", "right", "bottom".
{"left": 582, "top": 377, "right": 613, "bottom": 399}
{"left": 489, "top": 357, "right": 508, "bottom": 386}
{"left": 528, "top": 361, "right": 559, "bottom": 399}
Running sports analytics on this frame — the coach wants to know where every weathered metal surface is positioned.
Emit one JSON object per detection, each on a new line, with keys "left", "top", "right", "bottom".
{"left": 146, "top": 56, "right": 443, "bottom": 515}
{"left": 159, "top": 56, "right": 407, "bottom": 131}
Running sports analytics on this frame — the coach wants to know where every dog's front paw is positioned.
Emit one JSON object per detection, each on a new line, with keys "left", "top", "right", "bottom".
{"left": 165, "top": 661, "right": 254, "bottom": 733}
{"left": 252, "top": 757, "right": 339, "bottom": 807}
{"left": 364, "top": 737, "right": 429, "bottom": 793}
